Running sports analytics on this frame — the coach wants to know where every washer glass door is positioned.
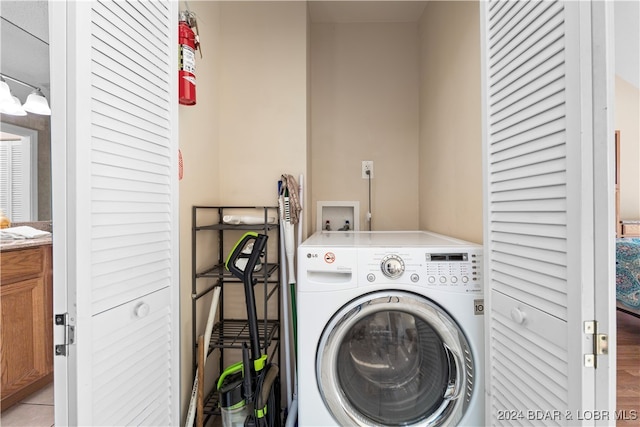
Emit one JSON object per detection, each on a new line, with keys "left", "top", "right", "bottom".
{"left": 317, "top": 291, "right": 473, "bottom": 427}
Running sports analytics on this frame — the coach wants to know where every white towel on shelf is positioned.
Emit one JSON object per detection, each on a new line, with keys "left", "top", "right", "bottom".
{"left": 222, "top": 215, "right": 276, "bottom": 225}
{"left": 0, "top": 226, "right": 51, "bottom": 240}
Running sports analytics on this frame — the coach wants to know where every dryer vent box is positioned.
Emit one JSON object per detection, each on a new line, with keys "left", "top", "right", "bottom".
{"left": 317, "top": 201, "right": 359, "bottom": 232}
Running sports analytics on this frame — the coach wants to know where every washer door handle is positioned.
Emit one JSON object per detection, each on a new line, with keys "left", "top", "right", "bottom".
{"left": 443, "top": 344, "right": 462, "bottom": 401}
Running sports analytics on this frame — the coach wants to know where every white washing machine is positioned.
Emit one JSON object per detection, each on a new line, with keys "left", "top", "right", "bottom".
{"left": 297, "top": 231, "right": 484, "bottom": 426}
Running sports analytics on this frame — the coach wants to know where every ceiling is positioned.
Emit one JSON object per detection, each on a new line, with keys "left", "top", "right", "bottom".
{"left": 308, "top": 1, "right": 428, "bottom": 23}
{"left": 614, "top": 0, "right": 640, "bottom": 89}
{"left": 0, "top": 0, "right": 636, "bottom": 107}
{"left": 0, "top": 0, "right": 49, "bottom": 103}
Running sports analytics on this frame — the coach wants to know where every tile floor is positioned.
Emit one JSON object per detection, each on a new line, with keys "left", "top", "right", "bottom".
{"left": 0, "top": 383, "right": 54, "bottom": 427}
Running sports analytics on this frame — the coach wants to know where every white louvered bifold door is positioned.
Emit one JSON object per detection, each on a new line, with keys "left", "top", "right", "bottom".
{"left": 51, "top": 1, "right": 179, "bottom": 425}
{"left": 481, "top": 1, "right": 614, "bottom": 425}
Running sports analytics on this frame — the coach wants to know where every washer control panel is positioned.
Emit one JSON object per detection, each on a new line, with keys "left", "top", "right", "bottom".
{"left": 424, "top": 252, "right": 479, "bottom": 288}
{"left": 360, "top": 248, "right": 482, "bottom": 292}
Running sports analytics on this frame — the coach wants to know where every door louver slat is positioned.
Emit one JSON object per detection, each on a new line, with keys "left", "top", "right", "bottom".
{"left": 488, "top": 1, "right": 517, "bottom": 32}
{"left": 493, "top": 348, "right": 566, "bottom": 407}
{"left": 492, "top": 50, "right": 564, "bottom": 101}
{"left": 489, "top": 1, "right": 530, "bottom": 48}
{"left": 493, "top": 319, "right": 567, "bottom": 376}
{"left": 491, "top": 79, "right": 565, "bottom": 129}
{"left": 492, "top": 143, "right": 565, "bottom": 173}
{"left": 491, "top": 232, "right": 567, "bottom": 252}
{"left": 92, "top": 57, "right": 167, "bottom": 108}
{"left": 490, "top": 2, "right": 562, "bottom": 74}
{"left": 490, "top": 130, "right": 564, "bottom": 163}
{"left": 490, "top": 117, "right": 564, "bottom": 154}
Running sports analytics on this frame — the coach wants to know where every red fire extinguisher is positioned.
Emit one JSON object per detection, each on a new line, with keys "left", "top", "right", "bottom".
{"left": 179, "top": 11, "right": 199, "bottom": 105}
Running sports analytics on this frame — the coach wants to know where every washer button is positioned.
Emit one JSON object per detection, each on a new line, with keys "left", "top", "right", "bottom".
{"left": 439, "top": 276, "right": 447, "bottom": 284}
{"left": 367, "top": 273, "right": 376, "bottom": 282}
{"left": 462, "top": 276, "right": 469, "bottom": 283}
{"left": 451, "top": 276, "right": 458, "bottom": 284}
{"left": 410, "top": 274, "right": 419, "bottom": 283}
{"left": 428, "top": 276, "right": 436, "bottom": 284}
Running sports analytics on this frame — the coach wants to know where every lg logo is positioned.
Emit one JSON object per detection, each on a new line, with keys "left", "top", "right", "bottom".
{"left": 305, "top": 252, "right": 336, "bottom": 264}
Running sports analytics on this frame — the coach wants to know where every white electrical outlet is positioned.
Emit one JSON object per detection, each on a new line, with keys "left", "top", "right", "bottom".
{"left": 362, "top": 161, "right": 373, "bottom": 179}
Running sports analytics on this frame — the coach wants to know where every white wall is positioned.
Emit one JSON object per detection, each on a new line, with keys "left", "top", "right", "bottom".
{"left": 615, "top": 75, "right": 640, "bottom": 221}
{"left": 309, "top": 1, "right": 484, "bottom": 242}
{"left": 310, "top": 21, "right": 420, "bottom": 233}
{"left": 614, "top": 1, "right": 640, "bottom": 90}
{"left": 614, "top": 1, "right": 640, "bottom": 222}
{"left": 418, "top": 1, "right": 483, "bottom": 244}
{"left": 217, "top": 1, "right": 308, "bottom": 207}
{"left": 177, "top": 0, "right": 222, "bottom": 415}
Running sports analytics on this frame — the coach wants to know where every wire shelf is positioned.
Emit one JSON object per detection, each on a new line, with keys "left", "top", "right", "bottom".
{"left": 195, "top": 222, "right": 279, "bottom": 232}
{"left": 208, "top": 318, "right": 279, "bottom": 352}
{"left": 191, "top": 206, "right": 282, "bottom": 423}
{"left": 195, "top": 262, "right": 279, "bottom": 281}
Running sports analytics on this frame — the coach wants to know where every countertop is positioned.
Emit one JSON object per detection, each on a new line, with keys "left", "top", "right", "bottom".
{"left": 0, "top": 221, "right": 52, "bottom": 252}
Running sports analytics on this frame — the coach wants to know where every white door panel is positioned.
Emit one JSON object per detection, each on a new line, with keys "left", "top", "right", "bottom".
{"left": 51, "top": 0, "right": 179, "bottom": 425}
{"left": 481, "top": 0, "right": 614, "bottom": 424}
{"left": 91, "top": 288, "right": 172, "bottom": 426}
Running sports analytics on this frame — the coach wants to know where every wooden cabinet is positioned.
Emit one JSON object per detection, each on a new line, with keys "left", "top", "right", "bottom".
{"left": 0, "top": 244, "right": 53, "bottom": 411}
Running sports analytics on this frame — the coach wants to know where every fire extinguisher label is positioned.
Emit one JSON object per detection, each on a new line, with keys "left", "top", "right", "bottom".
{"left": 180, "top": 44, "right": 196, "bottom": 74}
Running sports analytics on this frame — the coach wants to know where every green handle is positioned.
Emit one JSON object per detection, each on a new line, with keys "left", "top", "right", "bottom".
{"left": 217, "top": 360, "right": 243, "bottom": 390}
{"left": 216, "top": 354, "right": 268, "bottom": 390}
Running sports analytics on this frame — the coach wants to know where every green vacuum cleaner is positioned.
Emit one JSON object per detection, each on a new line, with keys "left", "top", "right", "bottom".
{"left": 217, "top": 232, "right": 281, "bottom": 427}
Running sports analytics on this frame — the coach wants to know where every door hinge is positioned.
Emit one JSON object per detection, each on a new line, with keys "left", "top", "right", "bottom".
{"left": 584, "top": 320, "right": 608, "bottom": 368}
{"left": 54, "top": 313, "right": 75, "bottom": 356}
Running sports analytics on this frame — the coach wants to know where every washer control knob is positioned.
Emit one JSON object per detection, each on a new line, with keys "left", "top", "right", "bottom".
{"left": 381, "top": 255, "right": 405, "bottom": 279}
{"left": 367, "top": 273, "right": 376, "bottom": 282}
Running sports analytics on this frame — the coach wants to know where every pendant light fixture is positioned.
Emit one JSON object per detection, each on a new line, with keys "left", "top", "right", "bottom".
{"left": 0, "top": 74, "right": 51, "bottom": 116}
{"left": 1, "top": 96, "right": 28, "bottom": 116}
{"left": 22, "top": 88, "right": 51, "bottom": 115}
{"left": 0, "top": 78, "right": 14, "bottom": 105}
